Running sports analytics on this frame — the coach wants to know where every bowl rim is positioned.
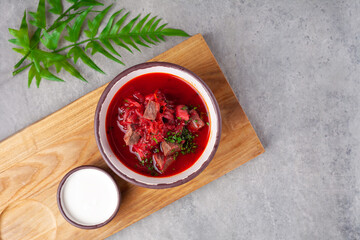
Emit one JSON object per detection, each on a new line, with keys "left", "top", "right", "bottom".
{"left": 57, "top": 165, "right": 121, "bottom": 229}
{"left": 94, "top": 61, "right": 222, "bottom": 189}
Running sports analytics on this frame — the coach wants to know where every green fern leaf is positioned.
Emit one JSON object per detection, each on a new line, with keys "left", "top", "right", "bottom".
{"left": 149, "top": 18, "right": 161, "bottom": 32}
{"left": 72, "top": 0, "right": 103, "bottom": 10}
{"left": 98, "top": 10, "right": 125, "bottom": 55}
{"left": 100, "top": 10, "right": 123, "bottom": 36}
{"left": 157, "top": 35, "right": 165, "bottom": 41}
{"left": 111, "top": 38, "right": 133, "bottom": 53}
{"left": 42, "top": 30, "right": 62, "bottom": 50}
{"left": 132, "top": 13, "right": 150, "bottom": 33}
{"left": 12, "top": 48, "right": 28, "bottom": 55}
{"left": 119, "top": 14, "right": 140, "bottom": 34}
{"left": 47, "top": 0, "right": 63, "bottom": 14}
{"left": 64, "top": 7, "right": 93, "bottom": 43}
{"left": 32, "top": 49, "right": 66, "bottom": 64}
{"left": 84, "top": 5, "right": 112, "bottom": 38}
{"left": 105, "top": 10, "right": 133, "bottom": 53}
{"left": 155, "top": 23, "right": 167, "bottom": 41}
{"left": 148, "top": 18, "right": 162, "bottom": 42}
{"left": 99, "top": 38, "right": 121, "bottom": 56}
{"left": 68, "top": 46, "right": 104, "bottom": 74}
{"left": 29, "top": 49, "right": 66, "bottom": 73}
{"left": 8, "top": 11, "right": 30, "bottom": 49}
{"left": 110, "top": 11, "right": 129, "bottom": 35}
{"left": 41, "top": 17, "right": 75, "bottom": 50}
{"left": 53, "top": 59, "right": 87, "bottom": 82}
{"left": 85, "top": 41, "right": 124, "bottom": 65}
{"left": 28, "top": 64, "right": 64, "bottom": 88}
{"left": 133, "top": 35, "right": 150, "bottom": 48}
{"left": 130, "top": 14, "right": 152, "bottom": 48}
{"left": 47, "top": 10, "right": 81, "bottom": 32}
{"left": 140, "top": 16, "right": 157, "bottom": 45}
{"left": 28, "top": 64, "right": 42, "bottom": 87}
{"left": 31, "top": 55, "right": 42, "bottom": 72}
{"left": 41, "top": 67, "right": 65, "bottom": 82}
{"left": 28, "top": 65, "right": 37, "bottom": 87}
{"left": 111, "top": 13, "right": 142, "bottom": 52}
{"left": 97, "top": 13, "right": 190, "bottom": 55}
{"left": 121, "top": 36, "right": 141, "bottom": 52}
{"left": 9, "top": 11, "right": 33, "bottom": 71}
{"left": 161, "top": 28, "right": 190, "bottom": 37}
{"left": 141, "top": 16, "right": 156, "bottom": 33}
{"left": 30, "top": 29, "right": 42, "bottom": 48}
{"left": 12, "top": 28, "right": 41, "bottom": 70}
{"left": 29, "top": 0, "right": 46, "bottom": 28}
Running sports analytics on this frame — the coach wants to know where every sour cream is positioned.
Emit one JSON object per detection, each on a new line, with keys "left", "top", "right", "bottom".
{"left": 59, "top": 167, "right": 120, "bottom": 227}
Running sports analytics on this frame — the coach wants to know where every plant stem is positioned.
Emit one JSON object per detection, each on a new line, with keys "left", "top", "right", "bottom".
{"left": 52, "top": 5, "right": 74, "bottom": 26}
{"left": 63, "top": 10, "right": 101, "bottom": 17}
{"left": 53, "top": 39, "right": 93, "bottom": 53}
{"left": 14, "top": 51, "right": 31, "bottom": 68}
{"left": 13, "top": 62, "right": 33, "bottom": 76}
{"left": 52, "top": 31, "right": 165, "bottom": 53}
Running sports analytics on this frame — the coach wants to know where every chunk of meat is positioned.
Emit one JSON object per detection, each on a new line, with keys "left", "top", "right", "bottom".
{"left": 160, "top": 141, "right": 181, "bottom": 156}
{"left": 162, "top": 110, "right": 174, "bottom": 123}
{"left": 143, "top": 100, "right": 160, "bottom": 120}
{"left": 176, "top": 105, "right": 189, "bottom": 121}
{"left": 152, "top": 153, "right": 176, "bottom": 173}
{"left": 123, "top": 125, "right": 141, "bottom": 145}
{"left": 188, "top": 109, "right": 205, "bottom": 132}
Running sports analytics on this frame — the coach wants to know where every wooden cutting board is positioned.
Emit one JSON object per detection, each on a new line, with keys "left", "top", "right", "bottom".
{"left": 0, "top": 34, "right": 264, "bottom": 240}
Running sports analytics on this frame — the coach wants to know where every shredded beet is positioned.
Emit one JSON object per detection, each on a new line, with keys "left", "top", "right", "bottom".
{"left": 117, "top": 90, "right": 206, "bottom": 174}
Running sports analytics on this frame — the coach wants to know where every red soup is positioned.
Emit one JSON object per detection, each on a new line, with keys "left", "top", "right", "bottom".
{"left": 106, "top": 72, "right": 210, "bottom": 177}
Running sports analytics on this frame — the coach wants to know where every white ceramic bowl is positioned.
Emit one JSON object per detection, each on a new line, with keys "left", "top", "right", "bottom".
{"left": 57, "top": 166, "right": 121, "bottom": 229}
{"left": 94, "top": 62, "right": 221, "bottom": 188}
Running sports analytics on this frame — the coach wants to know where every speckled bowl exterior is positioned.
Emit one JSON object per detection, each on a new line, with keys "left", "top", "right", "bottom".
{"left": 94, "top": 62, "right": 222, "bottom": 189}
{"left": 57, "top": 166, "right": 121, "bottom": 229}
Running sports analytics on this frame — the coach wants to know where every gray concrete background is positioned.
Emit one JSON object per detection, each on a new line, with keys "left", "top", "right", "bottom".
{"left": 1, "top": 0, "right": 360, "bottom": 239}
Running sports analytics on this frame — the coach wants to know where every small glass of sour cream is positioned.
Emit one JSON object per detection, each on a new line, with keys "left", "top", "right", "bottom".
{"left": 57, "top": 166, "right": 121, "bottom": 229}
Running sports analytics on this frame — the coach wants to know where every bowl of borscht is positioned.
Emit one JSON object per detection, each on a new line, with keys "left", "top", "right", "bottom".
{"left": 95, "top": 62, "right": 221, "bottom": 188}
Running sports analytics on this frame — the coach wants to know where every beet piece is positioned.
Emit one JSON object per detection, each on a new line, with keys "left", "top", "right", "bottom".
{"left": 133, "top": 91, "right": 144, "bottom": 103}
{"left": 123, "top": 125, "right": 141, "bottom": 145}
{"left": 160, "top": 141, "right": 181, "bottom": 156}
{"left": 176, "top": 105, "right": 189, "bottom": 121}
{"left": 143, "top": 100, "right": 160, "bottom": 120}
{"left": 187, "top": 109, "right": 205, "bottom": 132}
{"left": 153, "top": 153, "right": 176, "bottom": 173}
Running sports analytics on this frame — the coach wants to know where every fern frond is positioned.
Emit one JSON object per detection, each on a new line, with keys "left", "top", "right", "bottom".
{"left": 84, "top": 5, "right": 112, "bottom": 38}
{"left": 60, "top": 11, "right": 190, "bottom": 72}
{"left": 29, "top": 0, "right": 46, "bottom": 28}
{"left": 9, "top": 0, "right": 190, "bottom": 88}
{"left": 64, "top": 7, "right": 93, "bottom": 42}
{"left": 47, "top": 0, "right": 63, "bottom": 14}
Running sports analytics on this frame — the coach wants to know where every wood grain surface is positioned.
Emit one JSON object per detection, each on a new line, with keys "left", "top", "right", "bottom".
{"left": 0, "top": 34, "right": 264, "bottom": 240}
